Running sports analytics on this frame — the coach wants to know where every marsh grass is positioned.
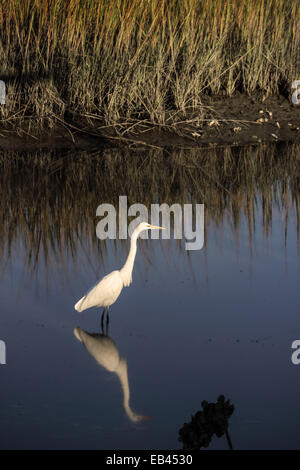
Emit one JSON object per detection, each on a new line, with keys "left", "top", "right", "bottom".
{"left": 0, "top": 0, "right": 299, "bottom": 132}
{"left": 0, "top": 143, "right": 299, "bottom": 280}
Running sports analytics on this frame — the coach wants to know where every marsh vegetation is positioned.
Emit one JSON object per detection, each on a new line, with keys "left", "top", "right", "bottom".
{"left": 0, "top": 0, "right": 299, "bottom": 136}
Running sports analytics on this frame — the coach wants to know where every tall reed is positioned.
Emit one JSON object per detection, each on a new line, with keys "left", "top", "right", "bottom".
{"left": 0, "top": 0, "right": 299, "bottom": 130}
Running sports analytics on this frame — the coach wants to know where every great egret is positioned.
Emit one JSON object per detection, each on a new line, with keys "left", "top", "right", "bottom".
{"left": 74, "top": 327, "right": 149, "bottom": 422}
{"left": 74, "top": 222, "right": 164, "bottom": 324}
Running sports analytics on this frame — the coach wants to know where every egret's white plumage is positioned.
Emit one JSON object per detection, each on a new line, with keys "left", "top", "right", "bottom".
{"left": 75, "top": 271, "right": 123, "bottom": 312}
{"left": 74, "top": 222, "right": 163, "bottom": 314}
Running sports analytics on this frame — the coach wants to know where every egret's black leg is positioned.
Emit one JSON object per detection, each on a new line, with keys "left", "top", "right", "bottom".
{"left": 101, "top": 308, "right": 106, "bottom": 334}
{"left": 105, "top": 308, "right": 110, "bottom": 336}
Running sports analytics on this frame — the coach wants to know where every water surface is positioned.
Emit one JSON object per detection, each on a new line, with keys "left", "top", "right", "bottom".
{"left": 0, "top": 143, "right": 299, "bottom": 449}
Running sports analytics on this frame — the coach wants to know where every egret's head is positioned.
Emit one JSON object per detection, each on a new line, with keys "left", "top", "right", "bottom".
{"left": 137, "top": 222, "right": 164, "bottom": 233}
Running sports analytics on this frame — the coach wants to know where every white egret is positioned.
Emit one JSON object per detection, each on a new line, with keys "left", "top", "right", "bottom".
{"left": 74, "top": 222, "right": 164, "bottom": 324}
{"left": 74, "top": 327, "right": 149, "bottom": 422}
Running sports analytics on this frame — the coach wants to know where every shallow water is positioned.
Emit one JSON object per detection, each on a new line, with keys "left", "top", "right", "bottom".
{"left": 0, "top": 143, "right": 300, "bottom": 449}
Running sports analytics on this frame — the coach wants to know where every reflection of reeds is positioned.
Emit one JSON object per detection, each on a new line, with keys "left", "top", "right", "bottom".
{"left": 0, "top": 1, "right": 299, "bottom": 130}
{"left": 0, "top": 143, "right": 299, "bottom": 278}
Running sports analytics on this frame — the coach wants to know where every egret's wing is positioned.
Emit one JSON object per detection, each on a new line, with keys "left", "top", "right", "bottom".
{"left": 74, "top": 276, "right": 105, "bottom": 311}
{"left": 85, "top": 277, "right": 104, "bottom": 296}
{"left": 75, "top": 271, "right": 123, "bottom": 311}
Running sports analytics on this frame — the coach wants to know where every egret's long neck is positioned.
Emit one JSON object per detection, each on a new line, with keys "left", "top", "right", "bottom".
{"left": 120, "top": 233, "right": 138, "bottom": 287}
{"left": 115, "top": 358, "right": 141, "bottom": 422}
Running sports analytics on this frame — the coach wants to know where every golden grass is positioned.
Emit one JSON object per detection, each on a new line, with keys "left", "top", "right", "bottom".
{"left": 0, "top": 0, "right": 299, "bottom": 131}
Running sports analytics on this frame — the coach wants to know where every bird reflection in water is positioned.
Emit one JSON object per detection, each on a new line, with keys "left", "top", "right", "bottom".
{"left": 74, "top": 326, "right": 150, "bottom": 423}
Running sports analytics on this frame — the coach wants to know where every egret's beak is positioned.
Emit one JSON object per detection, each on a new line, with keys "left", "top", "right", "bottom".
{"left": 148, "top": 224, "right": 165, "bottom": 230}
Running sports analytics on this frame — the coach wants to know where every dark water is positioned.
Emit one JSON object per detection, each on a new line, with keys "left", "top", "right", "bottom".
{"left": 0, "top": 143, "right": 300, "bottom": 449}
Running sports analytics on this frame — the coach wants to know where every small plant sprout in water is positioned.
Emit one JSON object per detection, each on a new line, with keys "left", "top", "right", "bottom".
{"left": 178, "top": 395, "right": 235, "bottom": 450}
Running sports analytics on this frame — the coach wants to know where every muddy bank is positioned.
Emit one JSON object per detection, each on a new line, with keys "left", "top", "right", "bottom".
{"left": 0, "top": 95, "right": 299, "bottom": 150}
